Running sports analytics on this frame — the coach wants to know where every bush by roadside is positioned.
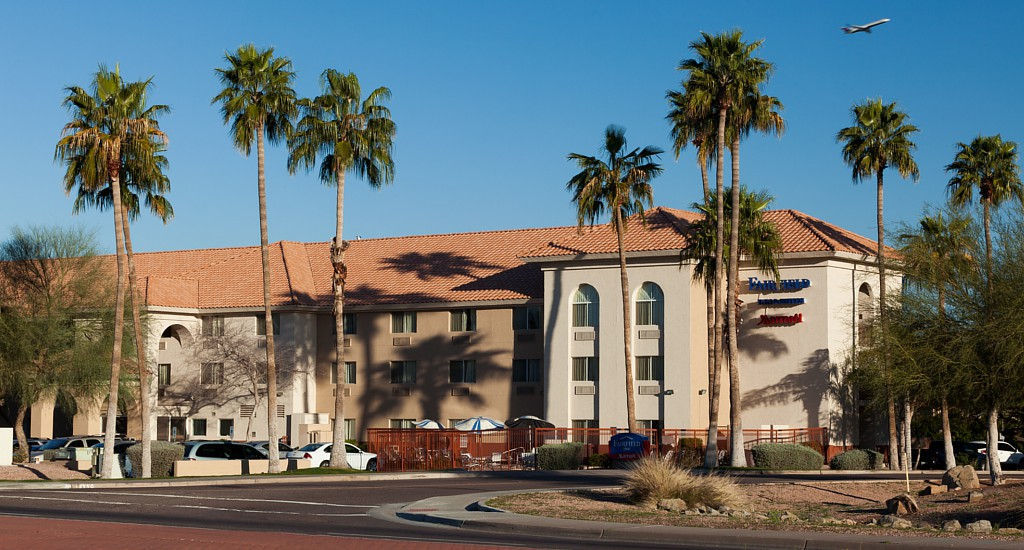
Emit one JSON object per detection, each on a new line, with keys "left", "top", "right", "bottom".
{"left": 537, "top": 442, "right": 583, "bottom": 470}
{"left": 829, "top": 449, "right": 884, "bottom": 470}
{"left": 588, "top": 453, "right": 611, "bottom": 469}
{"left": 624, "top": 455, "right": 743, "bottom": 509}
{"left": 124, "top": 441, "right": 184, "bottom": 478}
{"left": 750, "top": 443, "right": 823, "bottom": 470}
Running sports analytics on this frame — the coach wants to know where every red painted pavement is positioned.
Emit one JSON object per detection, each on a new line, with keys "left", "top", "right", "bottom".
{"left": 0, "top": 515, "right": 523, "bottom": 549}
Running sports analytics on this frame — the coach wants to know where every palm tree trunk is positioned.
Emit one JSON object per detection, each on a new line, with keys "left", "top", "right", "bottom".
{"left": 727, "top": 137, "right": 744, "bottom": 466}
{"left": 614, "top": 208, "right": 637, "bottom": 434}
{"left": 329, "top": 170, "right": 351, "bottom": 468}
{"left": 14, "top": 403, "right": 27, "bottom": 463}
{"left": 101, "top": 165, "right": 127, "bottom": 479}
{"left": 983, "top": 201, "right": 992, "bottom": 294}
{"left": 257, "top": 125, "right": 281, "bottom": 474}
{"left": 941, "top": 396, "right": 955, "bottom": 470}
{"left": 875, "top": 168, "right": 898, "bottom": 471}
{"left": 699, "top": 150, "right": 710, "bottom": 202}
{"left": 903, "top": 399, "right": 913, "bottom": 473}
{"left": 121, "top": 209, "right": 151, "bottom": 478}
{"left": 987, "top": 406, "right": 1002, "bottom": 485}
{"left": 705, "top": 104, "right": 728, "bottom": 468}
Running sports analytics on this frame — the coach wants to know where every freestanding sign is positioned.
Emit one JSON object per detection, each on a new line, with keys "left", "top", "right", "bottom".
{"left": 609, "top": 432, "right": 650, "bottom": 460}
{"left": 0, "top": 427, "right": 12, "bottom": 466}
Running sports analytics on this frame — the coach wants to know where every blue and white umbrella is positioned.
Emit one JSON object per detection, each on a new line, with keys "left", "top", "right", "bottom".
{"left": 414, "top": 419, "right": 442, "bottom": 429}
{"left": 452, "top": 417, "right": 505, "bottom": 431}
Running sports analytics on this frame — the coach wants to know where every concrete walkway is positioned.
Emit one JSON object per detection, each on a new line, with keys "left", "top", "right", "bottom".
{"left": 394, "top": 490, "right": 1024, "bottom": 550}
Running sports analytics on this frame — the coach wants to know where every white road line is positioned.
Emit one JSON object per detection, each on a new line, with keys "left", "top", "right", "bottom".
{"left": 0, "top": 495, "right": 133, "bottom": 506}
{"left": 169, "top": 504, "right": 365, "bottom": 517}
{"left": 43, "top": 490, "right": 376, "bottom": 508}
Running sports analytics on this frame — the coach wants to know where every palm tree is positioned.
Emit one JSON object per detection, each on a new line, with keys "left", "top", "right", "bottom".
{"left": 213, "top": 44, "right": 297, "bottom": 474}
{"left": 68, "top": 139, "right": 172, "bottom": 478}
{"left": 55, "top": 65, "right": 168, "bottom": 478}
{"left": 946, "top": 135, "right": 1022, "bottom": 484}
{"left": 837, "top": 98, "right": 919, "bottom": 470}
{"left": 287, "top": 69, "right": 395, "bottom": 468}
{"left": 725, "top": 89, "right": 784, "bottom": 467}
{"left": 566, "top": 125, "right": 663, "bottom": 433}
{"left": 678, "top": 30, "right": 770, "bottom": 467}
{"left": 898, "top": 211, "right": 973, "bottom": 471}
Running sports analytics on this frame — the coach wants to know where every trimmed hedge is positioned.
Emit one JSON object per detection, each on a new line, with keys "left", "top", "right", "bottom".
{"left": 750, "top": 443, "right": 824, "bottom": 470}
{"left": 588, "top": 453, "right": 611, "bottom": 468}
{"left": 125, "top": 441, "right": 184, "bottom": 478}
{"left": 829, "top": 449, "right": 884, "bottom": 470}
{"left": 537, "top": 442, "right": 584, "bottom": 470}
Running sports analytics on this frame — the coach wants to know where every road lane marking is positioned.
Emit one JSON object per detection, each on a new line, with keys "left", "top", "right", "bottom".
{"left": 169, "top": 504, "right": 366, "bottom": 517}
{"left": 43, "top": 491, "right": 376, "bottom": 508}
{"left": 0, "top": 495, "right": 133, "bottom": 506}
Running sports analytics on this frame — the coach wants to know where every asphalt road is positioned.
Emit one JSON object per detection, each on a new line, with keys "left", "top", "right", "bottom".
{"left": 0, "top": 470, "right": 969, "bottom": 549}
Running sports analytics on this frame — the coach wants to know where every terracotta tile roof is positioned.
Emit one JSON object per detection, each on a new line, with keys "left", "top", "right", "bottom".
{"left": 110, "top": 206, "right": 885, "bottom": 310}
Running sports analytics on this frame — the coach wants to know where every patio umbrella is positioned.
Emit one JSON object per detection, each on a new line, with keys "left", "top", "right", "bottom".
{"left": 452, "top": 417, "right": 505, "bottom": 431}
{"left": 505, "top": 415, "right": 555, "bottom": 429}
{"left": 414, "top": 419, "right": 442, "bottom": 429}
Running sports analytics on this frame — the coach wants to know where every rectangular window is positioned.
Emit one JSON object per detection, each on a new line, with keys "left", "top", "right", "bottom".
{"left": 449, "top": 309, "right": 476, "bottom": 332}
{"left": 637, "top": 419, "right": 662, "bottom": 430}
{"left": 571, "top": 357, "right": 598, "bottom": 382}
{"left": 343, "top": 419, "right": 355, "bottom": 440}
{"left": 572, "top": 419, "right": 598, "bottom": 429}
{"left": 344, "top": 313, "right": 356, "bottom": 334}
{"left": 157, "top": 364, "right": 171, "bottom": 386}
{"left": 389, "top": 419, "right": 416, "bottom": 429}
{"left": 192, "top": 418, "right": 207, "bottom": 436}
{"left": 202, "top": 316, "right": 224, "bottom": 337}
{"left": 636, "top": 356, "right": 664, "bottom": 382}
{"left": 391, "top": 312, "right": 417, "bottom": 333}
{"left": 512, "top": 359, "right": 541, "bottom": 383}
{"left": 513, "top": 306, "right": 542, "bottom": 330}
{"left": 331, "top": 362, "right": 357, "bottom": 384}
{"left": 449, "top": 360, "right": 477, "bottom": 383}
{"left": 219, "top": 418, "right": 234, "bottom": 438}
{"left": 390, "top": 361, "right": 417, "bottom": 384}
{"left": 200, "top": 363, "right": 224, "bottom": 385}
{"left": 255, "top": 313, "right": 281, "bottom": 335}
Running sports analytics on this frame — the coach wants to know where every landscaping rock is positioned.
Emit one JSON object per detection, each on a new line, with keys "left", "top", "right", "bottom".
{"left": 968, "top": 491, "right": 984, "bottom": 503}
{"left": 998, "top": 527, "right": 1023, "bottom": 535}
{"left": 919, "top": 484, "right": 947, "bottom": 496}
{"left": 879, "top": 515, "right": 913, "bottom": 529}
{"left": 885, "top": 494, "right": 920, "bottom": 516}
{"left": 683, "top": 509, "right": 700, "bottom": 516}
{"left": 821, "top": 517, "right": 857, "bottom": 526}
{"left": 656, "top": 498, "right": 688, "bottom": 513}
{"left": 717, "top": 505, "right": 734, "bottom": 514}
{"left": 942, "top": 465, "right": 981, "bottom": 490}
{"left": 965, "top": 519, "right": 992, "bottom": 533}
{"left": 941, "top": 520, "right": 961, "bottom": 532}
{"left": 780, "top": 511, "right": 800, "bottom": 522}
{"left": 708, "top": 508, "right": 721, "bottom": 516}
{"left": 753, "top": 513, "right": 769, "bottom": 520}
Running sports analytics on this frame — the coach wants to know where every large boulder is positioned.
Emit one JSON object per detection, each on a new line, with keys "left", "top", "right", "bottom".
{"left": 942, "top": 465, "right": 980, "bottom": 491}
{"left": 885, "top": 494, "right": 919, "bottom": 516}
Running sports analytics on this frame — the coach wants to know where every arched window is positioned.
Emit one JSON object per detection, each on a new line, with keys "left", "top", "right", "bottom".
{"left": 635, "top": 282, "right": 664, "bottom": 326}
{"left": 572, "top": 284, "right": 599, "bottom": 327}
{"left": 857, "top": 283, "right": 874, "bottom": 345}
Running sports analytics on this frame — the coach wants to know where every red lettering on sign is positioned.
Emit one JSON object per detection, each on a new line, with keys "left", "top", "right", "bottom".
{"left": 758, "top": 313, "right": 803, "bottom": 326}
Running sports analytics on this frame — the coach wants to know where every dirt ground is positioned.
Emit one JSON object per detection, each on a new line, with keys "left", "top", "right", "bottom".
{"left": 0, "top": 461, "right": 91, "bottom": 481}
{"left": 489, "top": 479, "right": 1024, "bottom": 540}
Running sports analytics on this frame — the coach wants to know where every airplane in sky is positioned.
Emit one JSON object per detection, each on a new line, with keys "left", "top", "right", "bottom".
{"left": 842, "top": 18, "right": 891, "bottom": 34}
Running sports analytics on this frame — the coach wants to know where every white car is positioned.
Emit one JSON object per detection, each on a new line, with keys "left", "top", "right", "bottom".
{"left": 287, "top": 442, "right": 377, "bottom": 470}
{"left": 247, "top": 441, "right": 293, "bottom": 459}
{"left": 972, "top": 440, "right": 1024, "bottom": 468}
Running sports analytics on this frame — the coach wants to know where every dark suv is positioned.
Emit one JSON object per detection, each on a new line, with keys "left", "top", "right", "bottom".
{"left": 181, "top": 441, "right": 265, "bottom": 460}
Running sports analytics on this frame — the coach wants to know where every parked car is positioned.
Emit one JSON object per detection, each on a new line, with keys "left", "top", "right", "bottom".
{"left": 246, "top": 441, "right": 293, "bottom": 459}
{"left": 12, "top": 438, "right": 47, "bottom": 452}
{"left": 915, "top": 440, "right": 989, "bottom": 470}
{"left": 30, "top": 436, "right": 103, "bottom": 460}
{"left": 972, "top": 440, "right": 1024, "bottom": 469}
{"left": 180, "top": 441, "right": 266, "bottom": 461}
{"left": 91, "top": 440, "right": 139, "bottom": 476}
{"left": 286, "top": 442, "right": 377, "bottom": 470}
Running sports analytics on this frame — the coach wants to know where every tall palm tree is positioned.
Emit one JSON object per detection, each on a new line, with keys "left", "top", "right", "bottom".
{"left": 725, "top": 89, "right": 784, "bottom": 466}
{"left": 837, "top": 98, "right": 919, "bottom": 470}
{"left": 946, "top": 135, "right": 1022, "bottom": 484}
{"left": 566, "top": 125, "right": 663, "bottom": 433}
{"left": 213, "top": 45, "right": 297, "bottom": 474}
{"left": 55, "top": 65, "right": 168, "bottom": 478}
{"left": 678, "top": 30, "right": 770, "bottom": 467}
{"left": 68, "top": 139, "right": 172, "bottom": 478}
{"left": 898, "top": 211, "right": 973, "bottom": 471}
{"left": 288, "top": 69, "right": 395, "bottom": 468}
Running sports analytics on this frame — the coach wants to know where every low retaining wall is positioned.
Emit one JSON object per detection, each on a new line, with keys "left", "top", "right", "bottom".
{"left": 172, "top": 459, "right": 311, "bottom": 477}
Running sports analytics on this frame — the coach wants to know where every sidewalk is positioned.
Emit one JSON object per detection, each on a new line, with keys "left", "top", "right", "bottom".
{"left": 394, "top": 490, "right": 1024, "bottom": 550}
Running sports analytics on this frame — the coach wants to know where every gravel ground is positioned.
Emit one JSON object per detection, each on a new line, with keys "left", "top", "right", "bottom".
{"left": 0, "top": 462, "right": 90, "bottom": 481}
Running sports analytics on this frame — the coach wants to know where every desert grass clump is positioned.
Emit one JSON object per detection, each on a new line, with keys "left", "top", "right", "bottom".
{"left": 623, "top": 455, "right": 744, "bottom": 509}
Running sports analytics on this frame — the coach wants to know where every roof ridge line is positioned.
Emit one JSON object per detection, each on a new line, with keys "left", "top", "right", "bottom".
{"left": 784, "top": 209, "right": 837, "bottom": 252}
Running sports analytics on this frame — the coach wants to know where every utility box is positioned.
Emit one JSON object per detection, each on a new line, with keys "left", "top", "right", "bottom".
{"left": 0, "top": 428, "right": 11, "bottom": 466}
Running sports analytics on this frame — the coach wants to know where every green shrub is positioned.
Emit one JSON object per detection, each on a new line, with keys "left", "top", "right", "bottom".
{"left": 829, "top": 449, "right": 884, "bottom": 470}
{"left": 623, "top": 456, "right": 744, "bottom": 508}
{"left": 673, "top": 437, "right": 705, "bottom": 468}
{"left": 588, "top": 453, "right": 611, "bottom": 468}
{"left": 124, "top": 441, "right": 184, "bottom": 478}
{"left": 12, "top": 448, "right": 27, "bottom": 463}
{"left": 750, "top": 443, "right": 823, "bottom": 470}
{"left": 537, "top": 442, "right": 584, "bottom": 470}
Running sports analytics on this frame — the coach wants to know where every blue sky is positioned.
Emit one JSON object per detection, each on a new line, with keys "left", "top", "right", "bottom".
{"left": 2, "top": 2, "right": 1022, "bottom": 253}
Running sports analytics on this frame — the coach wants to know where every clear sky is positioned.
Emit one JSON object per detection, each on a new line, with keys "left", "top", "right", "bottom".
{"left": 2, "top": 2, "right": 1022, "bottom": 254}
